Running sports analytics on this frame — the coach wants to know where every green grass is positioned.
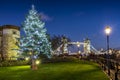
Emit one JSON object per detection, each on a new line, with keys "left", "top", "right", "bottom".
{"left": 0, "top": 61, "right": 109, "bottom": 80}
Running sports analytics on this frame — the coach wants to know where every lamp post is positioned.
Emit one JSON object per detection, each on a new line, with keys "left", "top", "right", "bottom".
{"left": 105, "top": 26, "right": 111, "bottom": 76}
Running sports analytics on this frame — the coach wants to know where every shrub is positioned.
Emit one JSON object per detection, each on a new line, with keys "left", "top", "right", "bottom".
{"left": 41, "top": 56, "right": 79, "bottom": 63}
{"left": 0, "top": 60, "right": 29, "bottom": 67}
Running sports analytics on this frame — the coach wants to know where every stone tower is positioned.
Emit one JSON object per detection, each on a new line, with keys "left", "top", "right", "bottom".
{"left": 0, "top": 25, "right": 20, "bottom": 60}
{"left": 84, "top": 38, "right": 91, "bottom": 54}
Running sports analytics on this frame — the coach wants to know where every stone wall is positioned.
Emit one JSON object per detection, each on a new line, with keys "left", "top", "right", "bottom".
{"left": 0, "top": 25, "right": 20, "bottom": 60}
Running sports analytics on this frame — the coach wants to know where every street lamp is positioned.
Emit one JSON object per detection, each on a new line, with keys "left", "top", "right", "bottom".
{"left": 105, "top": 26, "right": 111, "bottom": 76}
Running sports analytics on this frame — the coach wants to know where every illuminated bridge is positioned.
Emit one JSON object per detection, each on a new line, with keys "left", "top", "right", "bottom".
{"left": 53, "top": 39, "right": 102, "bottom": 55}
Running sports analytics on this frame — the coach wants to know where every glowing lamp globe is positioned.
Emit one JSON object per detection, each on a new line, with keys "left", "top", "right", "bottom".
{"left": 105, "top": 26, "right": 111, "bottom": 35}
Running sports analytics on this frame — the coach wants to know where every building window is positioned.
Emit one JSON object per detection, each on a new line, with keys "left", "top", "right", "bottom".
{"left": 13, "top": 31, "right": 17, "bottom": 34}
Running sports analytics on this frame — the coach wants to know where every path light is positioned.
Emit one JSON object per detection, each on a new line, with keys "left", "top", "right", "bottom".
{"left": 35, "top": 60, "right": 40, "bottom": 65}
{"left": 25, "top": 57, "right": 29, "bottom": 61}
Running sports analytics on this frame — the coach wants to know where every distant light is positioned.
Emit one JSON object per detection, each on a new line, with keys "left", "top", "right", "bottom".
{"left": 105, "top": 26, "right": 111, "bottom": 35}
{"left": 77, "top": 42, "right": 80, "bottom": 47}
{"left": 77, "top": 44, "right": 80, "bottom": 47}
{"left": 78, "top": 51, "right": 81, "bottom": 53}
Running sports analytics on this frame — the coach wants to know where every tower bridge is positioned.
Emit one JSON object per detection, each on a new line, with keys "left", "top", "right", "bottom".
{"left": 53, "top": 39, "right": 101, "bottom": 55}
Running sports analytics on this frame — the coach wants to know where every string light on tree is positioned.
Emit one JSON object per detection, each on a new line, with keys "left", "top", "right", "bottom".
{"left": 19, "top": 5, "right": 52, "bottom": 70}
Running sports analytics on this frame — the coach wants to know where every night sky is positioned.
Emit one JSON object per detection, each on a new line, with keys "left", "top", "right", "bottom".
{"left": 0, "top": 0, "right": 120, "bottom": 49}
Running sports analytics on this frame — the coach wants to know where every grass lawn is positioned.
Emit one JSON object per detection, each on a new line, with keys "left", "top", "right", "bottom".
{"left": 0, "top": 61, "right": 109, "bottom": 80}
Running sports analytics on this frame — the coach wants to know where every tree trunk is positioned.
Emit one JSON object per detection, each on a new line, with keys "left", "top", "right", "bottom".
{"left": 31, "top": 59, "right": 38, "bottom": 70}
{"left": 30, "top": 51, "right": 38, "bottom": 70}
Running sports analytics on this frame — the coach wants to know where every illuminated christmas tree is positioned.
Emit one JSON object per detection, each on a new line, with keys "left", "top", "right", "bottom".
{"left": 20, "top": 5, "right": 52, "bottom": 69}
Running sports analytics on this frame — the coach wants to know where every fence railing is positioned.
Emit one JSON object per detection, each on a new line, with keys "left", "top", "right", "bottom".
{"left": 85, "top": 55, "right": 120, "bottom": 80}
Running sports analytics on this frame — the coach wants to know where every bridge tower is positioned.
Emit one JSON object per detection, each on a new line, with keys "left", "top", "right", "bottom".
{"left": 61, "top": 37, "right": 68, "bottom": 54}
{"left": 84, "top": 38, "right": 91, "bottom": 54}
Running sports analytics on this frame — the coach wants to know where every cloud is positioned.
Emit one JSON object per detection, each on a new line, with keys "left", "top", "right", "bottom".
{"left": 39, "top": 12, "right": 53, "bottom": 21}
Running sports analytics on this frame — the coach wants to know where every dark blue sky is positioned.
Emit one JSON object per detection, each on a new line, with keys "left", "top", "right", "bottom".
{"left": 0, "top": 0, "right": 120, "bottom": 49}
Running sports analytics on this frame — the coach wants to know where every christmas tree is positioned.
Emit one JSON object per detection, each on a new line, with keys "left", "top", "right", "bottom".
{"left": 20, "top": 5, "right": 52, "bottom": 59}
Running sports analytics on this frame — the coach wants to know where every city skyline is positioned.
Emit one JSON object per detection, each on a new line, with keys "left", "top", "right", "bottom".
{"left": 0, "top": 0, "right": 120, "bottom": 49}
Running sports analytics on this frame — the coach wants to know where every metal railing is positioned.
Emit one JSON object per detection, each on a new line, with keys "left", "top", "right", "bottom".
{"left": 84, "top": 55, "right": 120, "bottom": 80}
